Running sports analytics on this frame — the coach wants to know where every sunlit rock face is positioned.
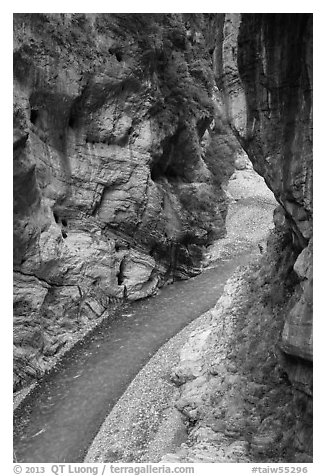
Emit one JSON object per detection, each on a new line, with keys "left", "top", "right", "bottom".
{"left": 215, "top": 13, "right": 312, "bottom": 455}
{"left": 13, "top": 13, "right": 240, "bottom": 390}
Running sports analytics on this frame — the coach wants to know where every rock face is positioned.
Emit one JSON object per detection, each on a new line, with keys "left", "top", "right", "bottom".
{"left": 164, "top": 257, "right": 312, "bottom": 463}
{"left": 232, "top": 13, "right": 312, "bottom": 396}
{"left": 216, "top": 14, "right": 313, "bottom": 390}
{"left": 163, "top": 13, "right": 313, "bottom": 463}
{"left": 13, "top": 15, "right": 313, "bottom": 460}
{"left": 174, "top": 12, "right": 313, "bottom": 460}
{"left": 215, "top": 13, "right": 312, "bottom": 241}
{"left": 13, "top": 14, "right": 240, "bottom": 390}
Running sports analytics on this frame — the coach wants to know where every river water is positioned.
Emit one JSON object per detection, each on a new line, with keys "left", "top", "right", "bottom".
{"left": 13, "top": 250, "right": 254, "bottom": 463}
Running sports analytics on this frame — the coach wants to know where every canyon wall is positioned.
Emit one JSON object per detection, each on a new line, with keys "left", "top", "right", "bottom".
{"left": 220, "top": 11, "right": 312, "bottom": 394}
{"left": 13, "top": 14, "right": 240, "bottom": 391}
{"left": 13, "top": 15, "right": 313, "bottom": 460}
{"left": 206, "top": 12, "right": 313, "bottom": 457}
{"left": 161, "top": 15, "right": 313, "bottom": 463}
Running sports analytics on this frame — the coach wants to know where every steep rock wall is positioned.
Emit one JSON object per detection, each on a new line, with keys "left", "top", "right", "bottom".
{"left": 13, "top": 14, "right": 239, "bottom": 390}
{"left": 214, "top": 13, "right": 312, "bottom": 454}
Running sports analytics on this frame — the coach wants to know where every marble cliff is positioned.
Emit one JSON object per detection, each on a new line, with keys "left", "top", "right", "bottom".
{"left": 216, "top": 13, "right": 312, "bottom": 407}
{"left": 13, "top": 14, "right": 239, "bottom": 390}
{"left": 239, "top": 13, "right": 313, "bottom": 456}
{"left": 13, "top": 14, "right": 313, "bottom": 459}
{"left": 164, "top": 13, "right": 312, "bottom": 462}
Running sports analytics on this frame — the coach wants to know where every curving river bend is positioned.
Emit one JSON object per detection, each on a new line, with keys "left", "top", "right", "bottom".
{"left": 14, "top": 167, "right": 276, "bottom": 463}
{"left": 13, "top": 250, "right": 254, "bottom": 463}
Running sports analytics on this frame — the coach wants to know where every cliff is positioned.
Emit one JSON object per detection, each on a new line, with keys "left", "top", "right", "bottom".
{"left": 13, "top": 14, "right": 313, "bottom": 462}
{"left": 218, "top": 12, "right": 312, "bottom": 401}
{"left": 13, "top": 14, "right": 239, "bottom": 391}
{"left": 162, "top": 13, "right": 312, "bottom": 462}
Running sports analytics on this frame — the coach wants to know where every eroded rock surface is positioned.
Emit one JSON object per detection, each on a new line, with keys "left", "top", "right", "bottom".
{"left": 13, "top": 14, "right": 240, "bottom": 391}
{"left": 13, "top": 15, "right": 313, "bottom": 462}
{"left": 219, "top": 9, "right": 313, "bottom": 435}
{"left": 164, "top": 13, "right": 313, "bottom": 462}
{"left": 164, "top": 242, "right": 312, "bottom": 463}
{"left": 84, "top": 159, "right": 278, "bottom": 464}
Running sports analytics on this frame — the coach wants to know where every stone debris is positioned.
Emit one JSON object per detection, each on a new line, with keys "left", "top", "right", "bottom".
{"left": 86, "top": 166, "right": 297, "bottom": 464}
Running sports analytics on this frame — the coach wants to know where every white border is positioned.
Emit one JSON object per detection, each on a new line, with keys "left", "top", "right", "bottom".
{"left": 3, "top": 4, "right": 324, "bottom": 473}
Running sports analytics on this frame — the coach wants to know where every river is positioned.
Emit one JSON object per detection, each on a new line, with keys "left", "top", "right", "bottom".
{"left": 13, "top": 250, "right": 253, "bottom": 463}
{"left": 14, "top": 167, "right": 276, "bottom": 463}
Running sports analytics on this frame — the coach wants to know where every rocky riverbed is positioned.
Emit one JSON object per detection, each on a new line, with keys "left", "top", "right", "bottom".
{"left": 13, "top": 13, "right": 313, "bottom": 464}
{"left": 86, "top": 165, "right": 302, "bottom": 464}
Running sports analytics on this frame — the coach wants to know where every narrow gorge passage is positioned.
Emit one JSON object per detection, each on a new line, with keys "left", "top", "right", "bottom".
{"left": 14, "top": 166, "right": 275, "bottom": 463}
{"left": 14, "top": 249, "right": 254, "bottom": 463}
{"left": 13, "top": 13, "right": 312, "bottom": 464}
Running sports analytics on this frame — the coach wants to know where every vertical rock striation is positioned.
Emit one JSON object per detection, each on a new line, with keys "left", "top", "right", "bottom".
{"left": 214, "top": 13, "right": 313, "bottom": 456}
{"left": 13, "top": 14, "right": 239, "bottom": 390}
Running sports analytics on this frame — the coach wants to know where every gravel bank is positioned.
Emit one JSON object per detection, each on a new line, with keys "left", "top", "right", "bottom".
{"left": 85, "top": 308, "right": 214, "bottom": 463}
{"left": 86, "top": 167, "right": 277, "bottom": 463}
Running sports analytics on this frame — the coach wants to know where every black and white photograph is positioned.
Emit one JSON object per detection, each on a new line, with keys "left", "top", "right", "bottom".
{"left": 12, "top": 6, "right": 314, "bottom": 471}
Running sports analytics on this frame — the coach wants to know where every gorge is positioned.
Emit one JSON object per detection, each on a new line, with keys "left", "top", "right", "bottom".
{"left": 13, "top": 13, "right": 312, "bottom": 463}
